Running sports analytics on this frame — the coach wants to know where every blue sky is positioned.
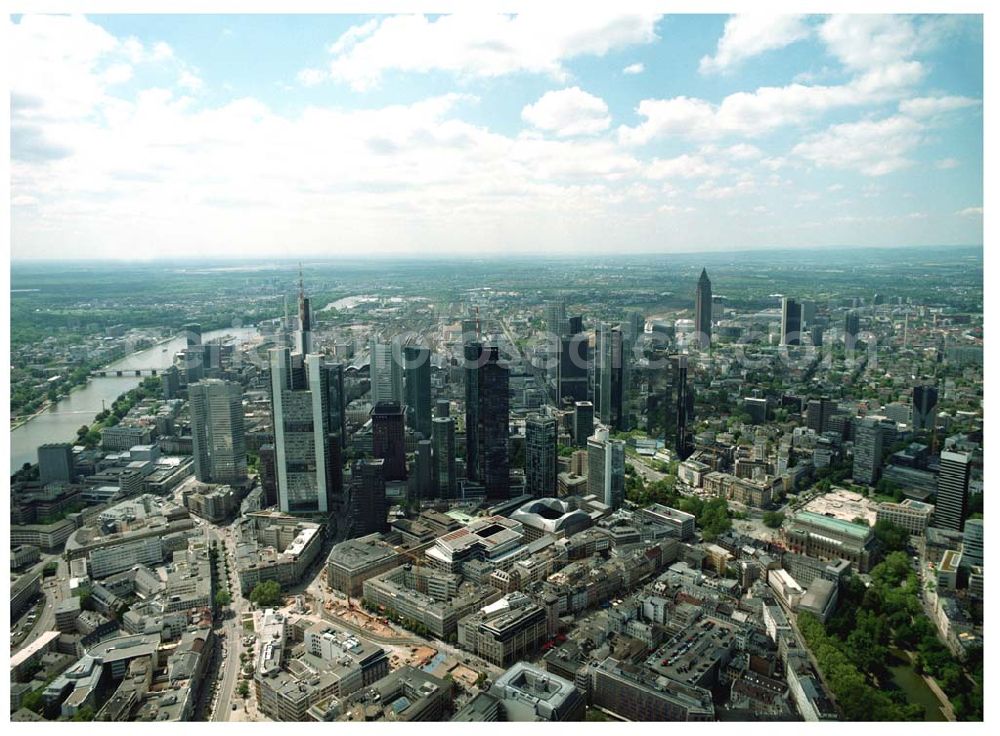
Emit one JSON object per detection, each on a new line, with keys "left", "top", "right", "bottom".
{"left": 9, "top": 13, "right": 983, "bottom": 259}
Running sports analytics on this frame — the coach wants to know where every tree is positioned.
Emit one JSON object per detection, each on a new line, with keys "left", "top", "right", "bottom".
{"left": 874, "top": 519, "right": 910, "bottom": 553}
{"left": 215, "top": 590, "right": 232, "bottom": 608}
{"left": 762, "top": 511, "right": 785, "bottom": 529}
{"left": 249, "top": 580, "right": 282, "bottom": 608}
{"left": 72, "top": 706, "right": 96, "bottom": 721}
{"left": 237, "top": 681, "right": 250, "bottom": 698}
{"left": 22, "top": 689, "right": 45, "bottom": 714}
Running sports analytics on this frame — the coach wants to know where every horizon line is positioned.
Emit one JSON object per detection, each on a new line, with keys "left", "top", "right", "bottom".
{"left": 9, "top": 241, "right": 984, "bottom": 265}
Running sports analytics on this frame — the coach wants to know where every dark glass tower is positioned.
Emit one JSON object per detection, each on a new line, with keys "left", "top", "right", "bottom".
{"left": 404, "top": 345, "right": 433, "bottom": 439}
{"left": 432, "top": 416, "right": 457, "bottom": 498}
{"left": 912, "top": 385, "right": 939, "bottom": 431}
{"left": 781, "top": 297, "right": 802, "bottom": 346}
{"left": 464, "top": 342, "right": 510, "bottom": 500}
{"left": 371, "top": 401, "right": 407, "bottom": 481}
{"left": 694, "top": 269, "right": 712, "bottom": 349}
{"left": 348, "top": 458, "right": 387, "bottom": 536}
{"left": 595, "top": 324, "right": 627, "bottom": 431}
{"left": 525, "top": 414, "right": 558, "bottom": 498}
{"left": 665, "top": 354, "right": 694, "bottom": 460}
{"left": 557, "top": 331, "right": 589, "bottom": 405}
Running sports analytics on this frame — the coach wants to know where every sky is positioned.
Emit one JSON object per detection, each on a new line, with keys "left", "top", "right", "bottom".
{"left": 7, "top": 12, "right": 984, "bottom": 260}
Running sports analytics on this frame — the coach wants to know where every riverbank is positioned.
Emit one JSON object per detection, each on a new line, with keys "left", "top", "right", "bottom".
{"left": 9, "top": 333, "right": 175, "bottom": 432}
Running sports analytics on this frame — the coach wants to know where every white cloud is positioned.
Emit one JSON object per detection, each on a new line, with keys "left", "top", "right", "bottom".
{"left": 178, "top": 70, "right": 204, "bottom": 91}
{"left": 792, "top": 115, "right": 923, "bottom": 176}
{"left": 623, "top": 62, "right": 645, "bottom": 75}
{"left": 695, "top": 177, "right": 756, "bottom": 200}
{"left": 699, "top": 15, "right": 811, "bottom": 74}
{"left": 323, "top": 11, "right": 662, "bottom": 90}
{"left": 521, "top": 87, "right": 611, "bottom": 137}
{"left": 645, "top": 154, "right": 727, "bottom": 181}
{"left": 898, "top": 95, "right": 980, "bottom": 118}
{"left": 9, "top": 14, "right": 982, "bottom": 259}
{"left": 619, "top": 61, "right": 924, "bottom": 144}
{"left": 957, "top": 206, "right": 983, "bottom": 217}
{"left": 935, "top": 158, "right": 960, "bottom": 170}
{"left": 297, "top": 68, "right": 326, "bottom": 87}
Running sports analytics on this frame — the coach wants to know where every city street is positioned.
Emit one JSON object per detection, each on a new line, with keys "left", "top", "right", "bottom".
{"left": 206, "top": 518, "right": 247, "bottom": 722}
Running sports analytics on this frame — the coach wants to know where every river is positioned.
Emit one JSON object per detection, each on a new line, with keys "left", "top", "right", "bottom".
{"left": 10, "top": 326, "right": 259, "bottom": 470}
{"left": 887, "top": 649, "right": 948, "bottom": 721}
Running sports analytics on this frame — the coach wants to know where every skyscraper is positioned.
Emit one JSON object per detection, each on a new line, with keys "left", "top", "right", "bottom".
{"left": 161, "top": 365, "right": 181, "bottom": 401}
{"left": 411, "top": 440, "right": 433, "bottom": 502}
{"left": 464, "top": 342, "right": 510, "bottom": 500}
{"left": 625, "top": 311, "right": 645, "bottom": 343}
{"left": 806, "top": 397, "right": 836, "bottom": 434}
{"left": 403, "top": 345, "right": 433, "bottom": 439}
{"left": 595, "top": 323, "right": 627, "bottom": 431}
{"left": 371, "top": 401, "right": 407, "bottom": 481}
{"left": 781, "top": 298, "right": 802, "bottom": 346}
{"left": 694, "top": 268, "right": 712, "bottom": 349}
{"left": 852, "top": 417, "right": 884, "bottom": 486}
{"left": 297, "top": 270, "right": 313, "bottom": 356}
{"left": 587, "top": 426, "right": 625, "bottom": 509}
{"left": 348, "top": 459, "right": 387, "bottom": 536}
{"left": 525, "top": 414, "right": 558, "bottom": 498}
{"left": 324, "top": 362, "right": 347, "bottom": 449}
{"left": 962, "top": 518, "right": 983, "bottom": 567}
{"left": 557, "top": 331, "right": 589, "bottom": 405}
{"left": 370, "top": 335, "right": 403, "bottom": 406}
{"left": 38, "top": 443, "right": 75, "bottom": 486}
{"left": 432, "top": 416, "right": 457, "bottom": 498}
{"left": 269, "top": 347, "right": 342, "bottom": 514}
{"left": 936, "top": 450, "right": 971, "bottom": 531}
{"left": 545, "top": 299, "right": 567, "bottom": 336}
{"left": 844, "top": 310, "right": 860, "bottom": 350}
{"left": 183, "top": 322, "right": 202, "bottom": 348}
{"left": 189, "top": 379, "right": 247, "bottom": 486}
{"left": 259, "top": 444, "right": 277, "bottom": 507}
{"left": 912, "top": 385, "right": 939, "bottom": 431}
{"left": 664, "top": 354, "right": 694, "bottom": 461}
{"left": 573, "top": 401, "right": 594, "bottom": 448}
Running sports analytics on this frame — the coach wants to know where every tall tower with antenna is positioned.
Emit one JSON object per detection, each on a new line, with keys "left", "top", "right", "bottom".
{"left": 297, "top": 263, "right": 313, "bottom": 355}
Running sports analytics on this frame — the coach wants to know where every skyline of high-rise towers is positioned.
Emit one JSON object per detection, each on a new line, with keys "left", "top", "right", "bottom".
{"left": 189, "top": 378, "right": 247, "bottom": 486}
{"left": 464, "top": 341, "right": 510, "bottom": 500}
{"left": 694, "top": 268, "right": 712, "bottom": 350}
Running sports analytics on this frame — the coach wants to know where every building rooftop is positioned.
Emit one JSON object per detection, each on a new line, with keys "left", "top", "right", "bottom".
{"left": 791, "top": 511, "right": 872, "bottom": 540}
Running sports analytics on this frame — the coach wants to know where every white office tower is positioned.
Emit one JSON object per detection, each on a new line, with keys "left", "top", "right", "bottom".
{"left": 587, "top": 425, "right": 625, "bottom": 510}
